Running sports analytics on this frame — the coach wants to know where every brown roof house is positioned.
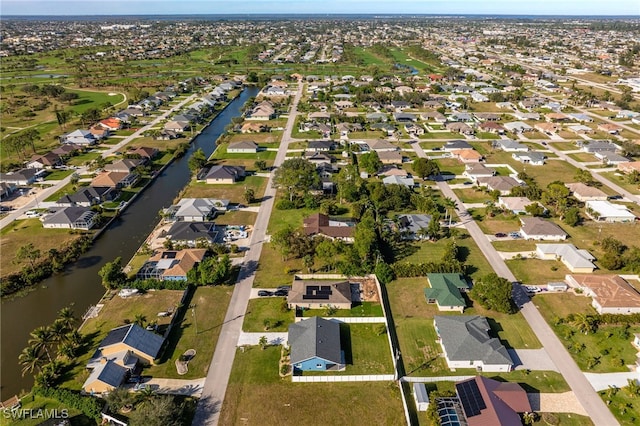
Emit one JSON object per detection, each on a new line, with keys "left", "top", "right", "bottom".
{"left": 565, "top": 274, "right": 640, "bottom": 314}
{"left": 287, "top": 279, "right": 353, "bottom": 310}
{"left": 565, "top": 183, "right": 608, "bottom": 202}
{"left": 453, "top": 376, "right": 531, "bottom": 426}
{"left": 303, "top": 213, "right": 355, "bottom": 242}
{"left": 136, "top": 249, "right": 207, "bottom": 281}
{"left": 91, "top": 171, "right": 139, "bottom": 189}
{"left": 476, "top": 176, "right": 521, "bottom": 195}
{"left": 519, "top": 217, "right": 568, "bottom": 241}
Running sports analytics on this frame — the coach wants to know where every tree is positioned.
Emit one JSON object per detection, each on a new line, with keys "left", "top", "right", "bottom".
{"left": 443, "top": 198, "right": 458, "bottom": 226}
{"left": 19, "top": 345, "right": 45, "bottom": 377}
{"left": 470, "top": 273, "right": 514, "bottom": 314}
{"left": 375, "top": 261, "right": 395, "bottom": 285}
{"left": 427, "top": 213, "right": 441, "bottom": 241}
{"left": 105, "top": 387, "right": 134, "bottom": 413}
{"left": 272, "top": 157, "right": 320, "bottom": 201}
{"left": 570, "top": 314, "right": 599, "bottom": 335}
{"left": 98, "top": 257, "right": 127, "bottom": 289}
{"left": 16, "top": 243, "right": 41, "bottom": 271}
{"left": 525, "top": 203, "right": 545, "bottom": 217}
{"left": 353, "top": 211, "right": 378, "bottom": 264}
{"left": 188, "top": 148, "right": 207, "bottom": 174}
{"left": 49, "top": 320, "right": 69, "bottom": 343}
{"left": 129, "top": 395, "right": 184, "bottom": 426}
{"left": 258, "top": 336, "right": 268, "bottom": 350}
{"left": 412, "top": 158, "right": 440, "bottom": 180}
{"left": 303, "top": 254, "right": 314, "bottom": 273}
{"left": 574, "top": 169, "right": 596, "bottom": 185}
{"left": 334, "top": 164, "right": 363, "bottom": 203}
{"left": 243, "top": 188, "right": 256, "bottom": 204}
{"left": 563, "top": 207, "right": 581, "bottom": 227}
{"left": 133, "top": 314, "right": 147, "bottom": 328}
{"left": 29, "top": 326, "right": 54, "bottom": 362}
{"left": 359, "top": 151, "right": 382, "bottom": 174}
{"left": 254, "top": 160, "right": 268, "bottom": 171}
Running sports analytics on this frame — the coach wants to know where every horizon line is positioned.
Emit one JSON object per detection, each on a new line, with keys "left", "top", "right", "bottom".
{"left": 3, "top": 12, "right": 640, "bottom": 17}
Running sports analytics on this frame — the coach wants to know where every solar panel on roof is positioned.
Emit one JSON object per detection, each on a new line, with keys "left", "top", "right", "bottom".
{"left": 456, "top": 380, "right": 486, "bottom": 417}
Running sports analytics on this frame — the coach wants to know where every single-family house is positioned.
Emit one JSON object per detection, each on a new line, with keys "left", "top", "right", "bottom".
{"left": 580, "top": 141, "right": 621, "bottom": 153}
{"left": 164, "top": 222, "right": 221, "bottom": 246}
{"left": 513, "top": 112, "right": 540, "bottom": 121}
{"left": 82, "top": 359, "right": 128, "bottom": 395}
{"left": 476, "top": 176, "right": 521, "bottom": 195}
{"left": 565, "top": 275, "right": 640, "bottom": 314}
{"left": 567, "top": 124, "right": 594, "bottom": 135}
{"left": 201, "top": 165, "right": 245, "bottom": 184}
{"left": 246, "top": 101, "right": 276, "bottom": 121}
{"left": 57, "top": 186, "right": 115, "bottom": 207}
{"left": 60, "top": 129, "right": 98, "bottom": 146}
{"left": 303, "top": 213, "right": 355, "bottom": 242}
{"left": 565, "top": 183, "right": 608, "bottom": 202}
{"left": 51, "top": 144, "right": 82, "bottom": 157}
{"left": 164, "top": 120, "right": 190, "bottom": 133}
{"left": 536, "top": 244, "right": 596, "bottom": 273}
{"left": 91, "top": 171, "right": 139, "bottom": 189}
{"left": 227, "top": 141, "right": 259, "bottom": 153}
{"left": 495, "top": 139, "right": 529, "bottom": 152}
{"left": 443, "top": 140, "right": 473, "bottom": 151}
{"left": 26, "top": 153, "right": 62, "bottom": 169}
{"left": 618, "top": 162, "right": 640, "bottom": 174}
{"left": 377, "top": 151, "right": 403, "bottom": 165}
{"left": 446, "top": 122, "right": 474, "bottom": 135}
{"left": 478, "top": 122, "right": 505, "bottom": 134}
{"left": 307, "top": 140, "right": 335, "bottom": 152}
{"left": 503, "top": 121, "right": 533, "bottom": 133}
{"left": 0, "top": 168, "right": 41, "bottom": 186}
{"left": 434, "top": 315, "right": 513, "bottom": 372}
{"left": 424, "top": 273, "right": 470, "bottom": 312}
{"left": 304, "top": 152, "right": 335, "bottom": 165}
{"left": 42, "top": 207, "right": 97, "bottom": 230}
{"left": 98, "top": 118, "right": 123, "bottom": 131}
{"left": 288, "top": 317, "right": 344, "bottom": 372}
{"left": 471, "top": 92, "right": 489, "bottom": 102}
{"left": 519, "top": 217, "right": 568, "bottom": 241}
{"left": 512, "top": 152, "right": 546, "bottom": 166}
{"left": 535, "top": 122, "right": 560, "bottom": 134}
{"left": 241, "top": 122, "right": 268, "bottom": 133}
{"left": 452, "top": 149, "right": 483, "bottom": 163}
{"left": 167, "top": 198, "right": 229, "bottom": 222}
{"left": 595, "top": 151, "right": 630, "bottom": 166}
{"left": 136, "top": 249, "right": 207, "bottom": 281}
{"left": 420, "top": 111, "right": 447, "bottom": 123}
{"left": 366, "top": 112, "right": 388, "bottom": 123}
{"left": 128, "top": 146, "right": 159, "bottom": 160}
{"left": 287, "top": 280, "right": 353, "bottom": 310}
{"left": 366, "top": 139, "right": 398, "bottom": 152}
{"left": 463, "top": 164, "right": 496, "bottom": 181}
{"left": 453, "top": 376, "right": 531, "bottom": 426}
{"left": 382, "top": 175, "right": 415, "bottom": 188}
{"left": 598, "top": 123, "right": 623, "bottom": 134}
{"left": 474, "top": 113, "right": 501, "bottom": 122}
{"left": 585, "top": 200, "right": 637, "bottom": 223}
{"left": 104, "top": 159, "right": 143, "bottom": 173}
{"left": 497, "top": 196, "right": 535, "bottom": 214}
{"left": 396, "top": 214, "right": 432, "bottom": 240}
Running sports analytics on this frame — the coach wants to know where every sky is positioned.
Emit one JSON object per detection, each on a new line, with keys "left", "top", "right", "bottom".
{"left": 1, "top": 0, "right": 639, "bottom": 16}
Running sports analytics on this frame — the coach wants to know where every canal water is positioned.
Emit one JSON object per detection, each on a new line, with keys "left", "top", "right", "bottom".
{"left": 0, "top": 86, "right": 259, "bottom": 398}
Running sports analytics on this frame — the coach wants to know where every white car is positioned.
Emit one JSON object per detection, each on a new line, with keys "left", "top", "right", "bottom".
{"left": 25, "top": 210, "right": 41, "bottom": 218}
{"left": 525, "top": 286, "right": 542, "bottom": 293}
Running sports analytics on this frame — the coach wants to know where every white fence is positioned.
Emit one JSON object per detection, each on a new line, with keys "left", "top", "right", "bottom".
{"left": 401, "top": 376, "right": 475, "bottom": 383}
{"left": 292, "top": 374, "right": 395, "bottom": 383}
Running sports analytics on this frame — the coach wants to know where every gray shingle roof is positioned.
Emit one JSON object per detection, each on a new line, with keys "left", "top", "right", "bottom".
{"left": 434, "top": 316, "right": 512, "bottom": 366}
{"left": 288, "top": 317, "right": 342, "bottom": 365}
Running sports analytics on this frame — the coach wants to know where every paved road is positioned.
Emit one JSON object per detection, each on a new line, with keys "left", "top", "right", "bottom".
{"left": 0, "top": 93, "right": 199, "bottom": 230}
{"left": 408, "top": 138, "right": 620, "bottom": 425}
{"left": 192, "top": 81, "right": 304, "bottom": 426}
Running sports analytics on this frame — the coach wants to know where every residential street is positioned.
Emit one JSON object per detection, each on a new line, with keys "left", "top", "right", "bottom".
{"left": 192, "top": 82, "right": 304, "bottom": 426}
{"left": 407, "top": 138, "right": 621, "bottom": 425}
{"left": 0, "top": 93, "right": 199, "bottom": 230}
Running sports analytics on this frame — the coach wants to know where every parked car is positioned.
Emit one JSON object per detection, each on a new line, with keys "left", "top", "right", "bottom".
{"left": 274, "top": 289, "right": 288, "bottom": 297}
{"left": 277, "top": 285, "right": 291, "bottom": 291}
{"left": 25, "top": 210, "right": 41, "bottom": 218}
{"left": 494, "top": 233, "right": 507, "bottom": 238}
{"left": 525, "top": 286, "right": 542, "bottom": 293}
{"left": 257, "top": 290, "right": 273, "bottom": 297}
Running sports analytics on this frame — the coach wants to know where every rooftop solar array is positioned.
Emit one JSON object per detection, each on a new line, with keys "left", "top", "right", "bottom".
{"left": 302, "top": 285, "right": 333, "bottom": 300}
{"left": 456, "top": 380, "right": 486, "bottom": 417}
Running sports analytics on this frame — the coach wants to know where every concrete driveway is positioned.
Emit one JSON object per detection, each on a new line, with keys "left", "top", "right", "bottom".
{"left": 584, "top": 372, "right": 640, "bottom": 391}
{"left": 237, "top": 332, "right": 288, "bottom": 346}
{"left": 508, "top": 348, "right": 559, "bottom": 372}
{"left": 130, "top": 378, "right": 205, "bottom": 398}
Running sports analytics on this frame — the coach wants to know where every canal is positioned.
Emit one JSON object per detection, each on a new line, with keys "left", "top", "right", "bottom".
{"left": 0, "top": 86, "right": 259, "bottom": 398}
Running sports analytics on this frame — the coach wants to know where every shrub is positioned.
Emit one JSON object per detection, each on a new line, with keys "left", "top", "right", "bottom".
{"left": 34, "top": 387, "right": 103, "bottom": 420}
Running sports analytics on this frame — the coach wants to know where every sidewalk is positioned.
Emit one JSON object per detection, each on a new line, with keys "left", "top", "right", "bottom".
{"left": 237, "top": 332, "right": 288, "bottom": 346}
{"left": 131, "top": 378, "right": 205, "bottom": 398}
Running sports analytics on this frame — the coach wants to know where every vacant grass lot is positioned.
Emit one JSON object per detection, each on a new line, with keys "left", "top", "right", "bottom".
{"left": 43, "top": 169, "right": 74, "bottom": 181}
{"left": 212, "top": 210, "right": 258, "bottom": 226}
{"left": 534, "top": 294, "right": 640, "bottom": 373}
{"left": 600, "top": 171, "right": 640, "bottom": 195}
{"left": 181, "top": 175, "right": 268, "bottom": 202}
{"left": 219, "top": 346, "right": 404, "bottom": 425}
{"left": 386, "top": 277, "right": 540, "bottom": 375}
{"left": 243, "top": 297, "right": 292, "bottom": 332}
{"left": 506, "top": 258, "right": 570, "bottom": 285}
{"left": 453, "top": 188, "right": 493, "bottom": 203}
{"left": 210, "top": 142, "right": 278, "bottom": 161}
{"left": 398, "top": 235, "right": 494, "bottom": 280}
{"left": 0, "top": 218, "right": 84, "bottom": 276}
{"left": 599, "top": 388, "right": 640, "bottom": 426}
{"left": 253, "top": 244, "right": 304, "bottom": 288}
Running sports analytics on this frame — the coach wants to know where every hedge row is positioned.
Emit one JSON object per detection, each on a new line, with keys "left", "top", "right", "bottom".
{"left": 391, "top": 260, "right": 468, "bottom": 277}
{"left": 34, "top": 386, "right": 103, "bottom": 420}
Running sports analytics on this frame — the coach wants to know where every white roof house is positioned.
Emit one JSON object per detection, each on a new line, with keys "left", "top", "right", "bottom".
{"left": 504, "top": 122, "right": 533, "bottom": 133}
{"left": 536, "top": 244, "right": 596, "bottom": 273}
{"left": 585, "top": 200, "right": 637, "bottom": 223}
{"left": 382, "top": 176, "right": 415, "bottom": 188}
{"left": 498, "top": 197, "right": 535, "bottom": 214}
{"left": 512, "top": 152, "right": 546, "bottom": 166}
{"left": 167, "top": 198, "right": 229, "bottom": 222}
{"left": 495, "top": 139, "right": 529, "bottom": 152}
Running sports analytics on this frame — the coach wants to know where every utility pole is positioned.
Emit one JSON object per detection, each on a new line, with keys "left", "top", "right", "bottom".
{"left": 192, "top": 305, "right": 198, "bottom": 335}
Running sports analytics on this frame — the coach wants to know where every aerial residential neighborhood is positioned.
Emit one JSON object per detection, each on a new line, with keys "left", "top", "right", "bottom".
{"left": 1, "top": 4, "right": 640, "bottom": 426}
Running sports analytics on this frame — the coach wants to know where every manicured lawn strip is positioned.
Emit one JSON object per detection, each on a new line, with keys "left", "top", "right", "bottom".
{"left": 219, "top": 346, "right": 404, "bottom": 425}
{"left": 419, "top": 132, "right": 460, "bottom": 139}
{"left": 266, "top": 204, "right": 315, "bottom": 234}
{"left": 487, "top": 370, "right": 570, "bottom": 393}
{"left": 0, "top": 218, "right": 83, "bottom": 277}
{"left": 492, "top": 240, "right": 538, "bottom": 252}
{"left": 452, "top": 188, "right": 493, "bottom": 203}
{"left": 243, "top": 298, "right": 293, "bottom": 332}
{"left": 66, "top": 151, "right": 102, "bottom": 166}
{"left": 253, "top": 244, "right": 304, "bottom": 288}
{"left": 212, "top": 210, "right": 258, "bottom": 226}
{"left": 432, "top": 158, "right": 465, "bottom": 175}
{"left": 301, "top": 302, "right": 384, "bottom": 318}
{"left": 0, "top": 394, "right": 89, "bottom": 426}
{"left": 181, "top": 175, "right": 268, "bottom": 202}
{"left": 599, "top": 389, "right": 640, "bottom": 426}
{"left": 534, "top": 294, "right": 640, "bottom": 373}
{"left": 43, "top": 169, "right": 74, "bottom": 180}
{"left": 472, "top": 210, "right": 522, "bottom": 235}
{"left": 44, "top": 182, "right": 82, "bottom": 201}
{"left": 210, "top": 142, "right": 278, "bottom": 160}
{"left": 548, "top": 142, "right": 578, "bottom": 151}
{"left": 145, "top": 286, "right": 234, "bottom": 379}
{"left": 534, "top": 413, "right": 595, "bottom": 426}
{"left": 507, "top": 258, "right": 570, "bottom": 284}
{"left": 302, "top": 323, "right": 394, "bottom": 375}
{"left": 567, "top": 152, "right": 598, "bottom": 162}
{"left": 600, "top": 171, "right": 640, "bottom": 195}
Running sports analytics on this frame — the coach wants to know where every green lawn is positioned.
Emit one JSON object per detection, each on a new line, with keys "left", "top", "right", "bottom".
{"left": 43, "top": 169, "right": 74, "bottom": 181}
{"left": 600, "top": 171, "right": 640, "bottom": 195}
{"left": 420, "top": 132, "right": 460, "bottom": 140}
{"left": 253, "top": 244, "right": 304, "bottom": 288}
{"left": 181, "top": 175, "right": 268, "bottom": 202}
{"left": 210, "top": 143, "right": 278, "bottom": 161}
{"left": 433, "top": 158, "right": 465, "bottom": 175}
{"left": 453, "top": 188, "right": 493, "bottom": 203}
{"left": 534, "top": 294, "right": 640, "bottom": 373}
{"left": 219, "top": 346, "right": 404, "bottom": 425}
{"left": 599, "top": 387, "right": 640, "bottom": 426}
{"left": 243, "top": 297, "right": 293, "bottom": 332}
{"left": 0, "top": 393, "right": 91, "bottom": 426}
{"left": 506, "top": 258, "right": 570, "bottom": 285}
{"left": 301, "top": 302, "right": 384, "bottom": 319}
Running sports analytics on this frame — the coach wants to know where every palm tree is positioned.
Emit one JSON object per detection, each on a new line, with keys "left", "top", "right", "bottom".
{"left": 19, "top": 345, "right": 45, "bottom": 377}
{"left": 65, "top": 330, "right": 83, "bottom": 347}
{"left": 50, "top": 320, "right": 69, "bottom": 343}
{"left": 57, "top": 307, "right": 76, "bottom": 331}
{"left": 29, "top": 326, "right": 54, "bottom": 362}
{"left": 570, "top": 313, "right": 598, "bottom": 335}
{"left": 57, "top": 341, "right": 78, "bottom": 360}
{"left": 443, "top": 197, "right": 458, "bottom": 226}
{"left": 133, "top": 314, "right": 147, "bottom": 328}
{"left": 258, "top": 336, "right": 268, "bottom": 350}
